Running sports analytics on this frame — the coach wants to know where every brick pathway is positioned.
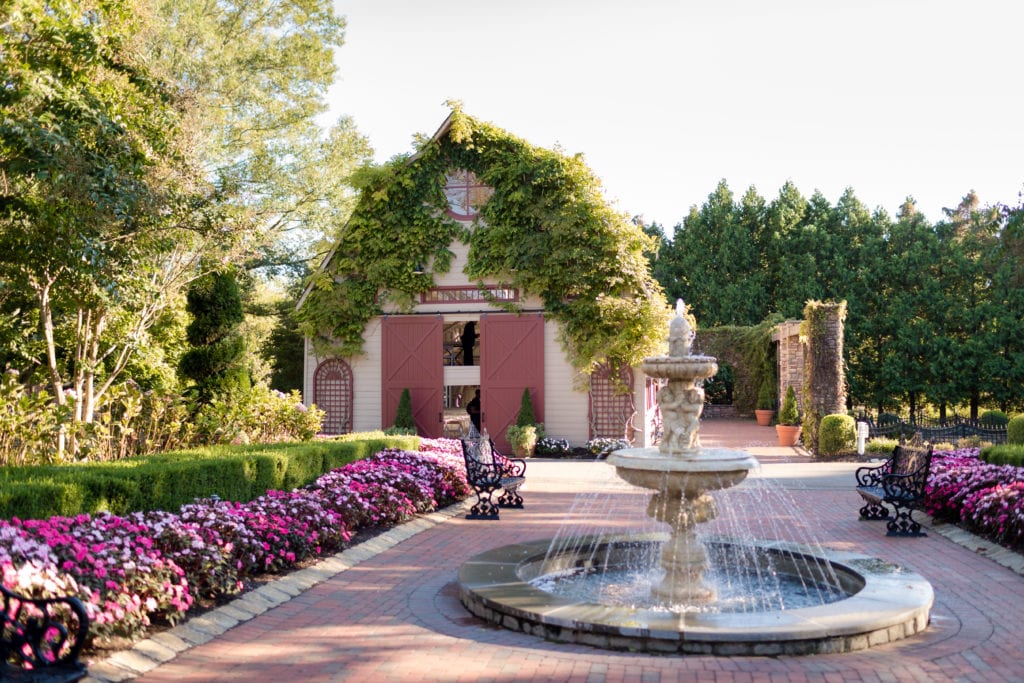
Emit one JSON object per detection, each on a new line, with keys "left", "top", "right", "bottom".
{"left": 86, "top": 421, "right": 1024, "bottom": 683}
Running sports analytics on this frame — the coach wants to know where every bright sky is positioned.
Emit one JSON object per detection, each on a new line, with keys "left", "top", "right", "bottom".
{"left": 327, "top": 0, "right": 1023, "bottom": 230}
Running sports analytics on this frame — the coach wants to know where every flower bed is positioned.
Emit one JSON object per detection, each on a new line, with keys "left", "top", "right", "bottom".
{"left": 924, "top": 447, "right": 1024, "bottom": 550}
{"left": 0, "top": 439, "right": 469, "bottom": 645}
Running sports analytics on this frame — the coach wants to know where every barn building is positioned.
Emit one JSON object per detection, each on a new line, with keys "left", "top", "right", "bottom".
{"left": 298, "top": 111, "right": 668, "bottom": 452}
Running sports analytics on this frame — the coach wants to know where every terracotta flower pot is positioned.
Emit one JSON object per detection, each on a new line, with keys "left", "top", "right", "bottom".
{"left": 775, "top": 424, "right": 801, "bottom": 447}
{"left": 755, "top": 409, "right": 774, "bottom": 427}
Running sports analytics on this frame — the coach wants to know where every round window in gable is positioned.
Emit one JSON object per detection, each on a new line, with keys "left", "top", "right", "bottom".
{"left": 444, "top": 169, "right": 493, "bottom": 220}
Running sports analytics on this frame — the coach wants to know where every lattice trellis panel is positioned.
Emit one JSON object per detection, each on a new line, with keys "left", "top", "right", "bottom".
{"left": 314, "top": 359, "right": 353, "bottom": 435}
{"left": 588, "top": 363, "right": 636, "bottom": 440}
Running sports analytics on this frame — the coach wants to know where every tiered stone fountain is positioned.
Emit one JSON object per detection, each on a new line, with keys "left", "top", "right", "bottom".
{"left": 458, "top": 301, "right": 934, "bottom": 655}
{"left": 606, "top": 300, "right": 757, "bottom": 604}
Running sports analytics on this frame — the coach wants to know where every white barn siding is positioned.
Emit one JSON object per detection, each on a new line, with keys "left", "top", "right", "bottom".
{"left": 304, "top": 318, "right": 385, "bottom": 433}
{"left": 541, "top": 319, "right": 590, "bottom": 445}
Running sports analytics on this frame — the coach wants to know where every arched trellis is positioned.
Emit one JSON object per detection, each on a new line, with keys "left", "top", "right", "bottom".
{"left": 589, "top": 362, "right": 636, "bottom": 441}
{"left": 314, "top": 359, "right": 354, "bottom": 435}
{"left": 695, "top": 323, "right": 777, "bottom": 416}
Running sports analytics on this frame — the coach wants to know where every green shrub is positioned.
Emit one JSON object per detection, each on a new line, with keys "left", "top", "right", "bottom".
{"left": 778, "top": 386, "right": 799, "bottom": 426}
{"left": 1008, "top": 415, "right": 1024, "bottom": 445}
{"left": 979, "top": 444, "right": 1024, "bottom": 467}
{"left": 192, "top": 385, "right": 324, "bottom": 445}
{"left": 818, "top": 414, "right": 856, "bottom": 456}
{"left": 0, "top": 435, "right": 415, "bottom": 520}
{"left": 756, "top": 380, "right": 774, "bottom": 410}
{"left": 516, "top": 388, "right": 537, "bottom": 427}
{"left": 865, "top": 437, "right": 898, "bottom": 455}
{"left": 394, "top": 388, "right": 415, "bottom": 431}
{"left": 980, "top": 410, "right": 1010, "bottom": 426}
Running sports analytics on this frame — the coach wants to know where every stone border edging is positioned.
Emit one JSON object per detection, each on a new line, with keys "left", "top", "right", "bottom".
{"left": 81, "top": 500, "right": 471, "bottom": 683}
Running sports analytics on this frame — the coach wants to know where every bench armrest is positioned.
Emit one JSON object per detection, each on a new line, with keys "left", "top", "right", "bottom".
{"left": 1, "top": 585, "right": 89, "bottom": 676}
{"left": 502, "top": 457, "right": 526, "bottom": 478}
{"left": 880, "top": 470, "right": 928, "bottom": 501}
{"left": 855, "top": 461, "right": 890, "bottom": 487}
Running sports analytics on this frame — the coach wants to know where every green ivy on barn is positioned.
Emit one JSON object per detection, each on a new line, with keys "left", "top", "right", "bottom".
{"left": 298, "top": 104, "right": 671, "bottom": 376}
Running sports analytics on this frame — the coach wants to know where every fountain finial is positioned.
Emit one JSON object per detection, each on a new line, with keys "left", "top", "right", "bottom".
{"left": 668, "top": 299, "right": 694, "bottom": 358}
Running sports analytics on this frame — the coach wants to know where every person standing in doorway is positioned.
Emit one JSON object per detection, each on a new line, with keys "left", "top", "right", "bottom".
{"left": 461, "top": 321, "right": 477, "bottom": 366}
{"left": 466, "top": 389, "right": 481, "bottom": 432}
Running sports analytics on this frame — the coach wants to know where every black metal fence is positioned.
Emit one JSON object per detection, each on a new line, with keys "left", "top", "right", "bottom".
{"left": 856, "top": 414, "right": 1008, "bottom": 445}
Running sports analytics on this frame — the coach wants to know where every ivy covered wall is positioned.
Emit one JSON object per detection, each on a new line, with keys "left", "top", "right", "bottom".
{"left": 298, "top": 104, "right": 671, "bottom": 376}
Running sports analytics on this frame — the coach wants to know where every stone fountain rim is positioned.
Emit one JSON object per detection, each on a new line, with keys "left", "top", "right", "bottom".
{"left": 607, "top": 446, "right": 759, "bottom": 473}
{"left": 457, "top": 533, "right": 934, "bottom": 655}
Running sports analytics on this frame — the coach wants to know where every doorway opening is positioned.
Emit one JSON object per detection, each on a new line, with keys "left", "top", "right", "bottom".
{"left": 443, "top": 384, "right": 479, "bottom": 438}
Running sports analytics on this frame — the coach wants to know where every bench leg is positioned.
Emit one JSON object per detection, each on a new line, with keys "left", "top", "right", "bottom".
{"left": 466, "top": 486, "right": 500, "bottom": 520}
{"left": 497, "top": 486, "right": 523, "bottom": 509}
{"left": 859, "top": 500, "right": 889, "bottom": 521}
{"left": 886, "top": 506, "right": 926, "bottom": 537}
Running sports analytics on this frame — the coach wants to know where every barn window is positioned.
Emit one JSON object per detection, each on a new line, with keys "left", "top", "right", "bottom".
{"left": 314, "top": 359, "right": 353, "bottom": 435}
{"left": 589, "top": 363, "right": 636, "bottom": 441}
{"left": 444, "top": 169, "right": 493, "bottom": 220}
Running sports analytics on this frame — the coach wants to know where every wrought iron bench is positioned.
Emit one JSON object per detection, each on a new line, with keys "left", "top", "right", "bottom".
{"left": 460, "top": 437, "right": 526, "bottom": 520}
{"left": 855, "top": 444, "right": 934, "bottom": 537}
{"left": 1, "top": 584, "right": 89, "bottom": 682}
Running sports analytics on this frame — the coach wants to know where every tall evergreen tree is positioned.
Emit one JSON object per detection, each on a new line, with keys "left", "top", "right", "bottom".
{"left": 179, "top": 269, "right": 250, "bottom": 401}
{"left": 765, "top": 181, "right": 811, "bottom": 318}
{"left": 662, "top": 180, "right": 737, "bottom": 326}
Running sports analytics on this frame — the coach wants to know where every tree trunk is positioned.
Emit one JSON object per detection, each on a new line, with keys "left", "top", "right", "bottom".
{"left": 37, "top": 276, "right": 67, "bottom": 458}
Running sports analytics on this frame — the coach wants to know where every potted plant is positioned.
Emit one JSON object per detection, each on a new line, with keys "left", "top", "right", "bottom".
{"left": 775, "top": 385, "right": 801, "bottom": 446}
{"left": 508, "top": 388, "right": 540, "bottom": 456}
{"left": 755, "top": 379, "right": 775, "bottom": 427}
{"left": 506, "top": 424, "right": 539, "bottom": 457}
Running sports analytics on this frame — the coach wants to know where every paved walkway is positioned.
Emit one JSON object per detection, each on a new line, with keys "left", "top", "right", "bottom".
{"left": 85, "top": 421, "right": 1024, "bottom": 683}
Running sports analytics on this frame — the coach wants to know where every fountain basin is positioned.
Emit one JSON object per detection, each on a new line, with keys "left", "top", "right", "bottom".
{"left": 641, "top": 355, "right": 718, "bottom": 380}
{"left": 458, "top": 534, "right": 934, "bottom": 655}
{"left": 608, "top": 447, "right": 758, "bottom": 495}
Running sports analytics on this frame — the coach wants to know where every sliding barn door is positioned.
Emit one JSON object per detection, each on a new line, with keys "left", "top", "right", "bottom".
{"left": 480, "top": 313, "right": 544, "bottom": 452}
{"left": 382, "top": 316, "right": 443, "bottom": 438}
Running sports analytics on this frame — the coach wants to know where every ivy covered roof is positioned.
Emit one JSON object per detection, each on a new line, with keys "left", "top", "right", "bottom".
{"left": 297, "top": 104, "right": 671, "bottom": 375}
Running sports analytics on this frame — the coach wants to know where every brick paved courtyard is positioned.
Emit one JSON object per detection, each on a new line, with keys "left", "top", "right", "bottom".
{"left": 86, "top": 421, "right": 1024, "bottom": 683}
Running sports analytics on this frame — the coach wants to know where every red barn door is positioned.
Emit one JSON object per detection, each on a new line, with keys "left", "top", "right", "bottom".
{"left": 382, "top": 316, "right": 443, "bottom": 438}
{"left": 480, "top": 313, "right": 544, "bottom": 452}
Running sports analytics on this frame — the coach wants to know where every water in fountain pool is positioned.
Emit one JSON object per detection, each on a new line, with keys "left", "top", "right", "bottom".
{"left": 531, "top": 465, "right": 850, "bottom": 612}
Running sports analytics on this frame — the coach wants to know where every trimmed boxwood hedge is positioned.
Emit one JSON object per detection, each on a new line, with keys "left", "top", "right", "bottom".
{"left": 979, "top": 444, "right": 1024, "bottom": 467}
{"left": 0, "top": 434, "right": 420, "bottom": 520}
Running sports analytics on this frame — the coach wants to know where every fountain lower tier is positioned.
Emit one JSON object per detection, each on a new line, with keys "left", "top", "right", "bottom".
{"left": 457, "top": 535, "right": 934, "bottom": 656}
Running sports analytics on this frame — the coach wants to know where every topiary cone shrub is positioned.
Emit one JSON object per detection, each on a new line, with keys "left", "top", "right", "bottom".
{"left": 516, "top": 388, "right": 536, "bottom": 427}
{"left": 394, "top": 388, "right": 416, "bottom": 433}
{"left": 755, "top": 380, "right": 775, "bottom": 426}
{"left": 775, "top": 386, "right": 801, "bottom": 446}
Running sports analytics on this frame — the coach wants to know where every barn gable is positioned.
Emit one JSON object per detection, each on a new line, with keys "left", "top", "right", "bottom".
{"left": 298, "top": 107, "right": 670, "bottom": 448}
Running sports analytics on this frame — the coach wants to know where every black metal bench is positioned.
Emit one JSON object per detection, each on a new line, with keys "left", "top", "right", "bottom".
{"left": 1, "top": 584, "right": 89, "bottom": 682}
{"left": 460, "top": 437, "right": 526, "bottom": 520}
{"left": 855, "top": 444, "right": 934, "bottom": 537}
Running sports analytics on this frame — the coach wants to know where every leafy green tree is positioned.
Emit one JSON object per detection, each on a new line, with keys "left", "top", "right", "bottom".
{"left": 179, "top": 269, "right": 250, "bottom": 401}
{"left": 0, "top": 0, "right": 215, "bottom": 449}
{"left": 148, "top": 0, "right": 365, "bottom": 272}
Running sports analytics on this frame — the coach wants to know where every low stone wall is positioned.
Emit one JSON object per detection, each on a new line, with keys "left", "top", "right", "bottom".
{"left": 702, "top": 404, "right": 739, "bottom": 419}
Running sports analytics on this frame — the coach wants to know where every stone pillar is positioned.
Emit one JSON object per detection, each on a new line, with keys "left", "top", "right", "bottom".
{"left": 771, "top": 320, "right": 804, "bottom": 412}
{"left": 802, "top": 301, "right": 847, "bottom": 453}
